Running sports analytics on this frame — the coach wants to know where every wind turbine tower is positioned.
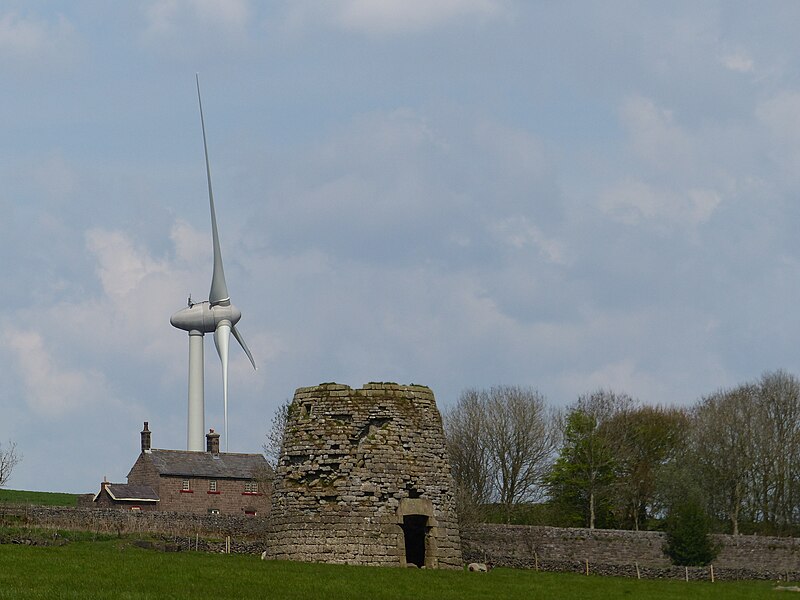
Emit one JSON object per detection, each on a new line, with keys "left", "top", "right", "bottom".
{"left": 171, "top": 75, "right": 257, "bottom": 452}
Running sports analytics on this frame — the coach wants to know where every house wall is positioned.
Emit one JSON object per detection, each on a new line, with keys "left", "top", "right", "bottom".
{"left": 127, "top": 454, "right": 160, "bottom": 489}
{"left": 156, "top": 475, "right": 269, "bottom": 516}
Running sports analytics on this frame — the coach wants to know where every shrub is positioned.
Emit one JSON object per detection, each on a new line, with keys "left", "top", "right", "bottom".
{"left": 663, "top": 499, "right": 719, "bottom": 566}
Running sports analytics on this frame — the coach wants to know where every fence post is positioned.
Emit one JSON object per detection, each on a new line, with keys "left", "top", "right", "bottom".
{"left": 635, "top": 562, "right": 640, "bottom": 580}
{"left": 710, "top": 564, "right": 715, "bottom": 583}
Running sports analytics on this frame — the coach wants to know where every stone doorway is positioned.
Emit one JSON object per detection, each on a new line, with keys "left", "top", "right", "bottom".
{"left": 402, "top": 514, "right": 428, "bottom": 567}
{"left": 397, "top": 498, "right": 438, "bottom": 568}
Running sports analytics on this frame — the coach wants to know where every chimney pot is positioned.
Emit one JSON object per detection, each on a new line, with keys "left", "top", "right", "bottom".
{"left": 206, "top": 429, "right": 221, "bottom": 454}
{"left": 141, "top": 422, "right": 152, "bottom": 453}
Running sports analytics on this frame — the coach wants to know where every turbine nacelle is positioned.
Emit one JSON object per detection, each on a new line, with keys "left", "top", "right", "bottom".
{"left": 170, "top": 301, "right": 241, "bottom": 334}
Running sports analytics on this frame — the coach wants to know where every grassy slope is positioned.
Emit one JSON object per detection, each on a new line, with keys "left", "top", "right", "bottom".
{"left": 0, "top": 489, "right": 78, "bottom": 506}
{"left": 0, "top": 539, "right": 782, "bottom": 600}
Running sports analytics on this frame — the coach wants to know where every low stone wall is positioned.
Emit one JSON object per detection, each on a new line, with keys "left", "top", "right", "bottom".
{"left": 461, "top": 524, "right": 800, "bottom": 580}
{"left": 0, "top": 504, "right": 268, "bottom": 542}
{"left": 7, "top": 504, "right": 800, "bottom": 579}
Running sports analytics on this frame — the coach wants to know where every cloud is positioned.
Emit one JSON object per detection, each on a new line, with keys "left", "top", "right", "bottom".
{"left": 620, "top": 96, "right": 693, "bottom": 170}
{"left": 144, "top": 0, "right": 250, "bottom": 36}
{"left": 6, "top": 329, "right": 109, "bottom": 417}
{"left": 86, "top": 229, "right": 171, "bottom": 298}
{"left": 720, "top": 51, "right": 754, "bottom": 74}
{"left": 600, "top": 180, "right": 721, "bottom": 227}
{"left": 0, "top": 11, "right": 78, "bottom": 69}
{"left": 490, "top": 216, "right": 567, "bottom": 264}
{"left": 140, "top": 0, "right": 252, "bottom": 56}
{"left": 286, "top": 0, "right": 504, "bottom": 36}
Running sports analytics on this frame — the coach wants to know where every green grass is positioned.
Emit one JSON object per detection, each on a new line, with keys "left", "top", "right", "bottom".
{"left": 0, "top": 489, "right": 79, "bottom": 507}
{"left": 0, "top": 538, "right": 785, "bottom": 599}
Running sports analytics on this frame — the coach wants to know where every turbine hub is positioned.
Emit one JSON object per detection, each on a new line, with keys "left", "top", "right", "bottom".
{"left": 170, "top": 301, "right": 241, "bottom": 334}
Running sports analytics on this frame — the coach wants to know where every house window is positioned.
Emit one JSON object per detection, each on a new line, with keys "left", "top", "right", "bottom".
{"left": 182, "top": 479, "right": 191, "bottom": 491}
{"left": 131, "top": 506, "right": 141, "bottom": 512}
{"left": 244, "top": 480, "right": 258, "bottom": 493}
{"left": 209, "top": 480, "right": 217, "bottom": 492}
{"left": 244, "top": 510, "right": 257, "bottom": 516}
{"left": 208, "top": 508, "right": 220, "bottom": 515}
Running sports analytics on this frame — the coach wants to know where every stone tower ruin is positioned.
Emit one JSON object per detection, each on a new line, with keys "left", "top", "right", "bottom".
{"left": 266, "top": 382, "right": 462, "bottom": 568}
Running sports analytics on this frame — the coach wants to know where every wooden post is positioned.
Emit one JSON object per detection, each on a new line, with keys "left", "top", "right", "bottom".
{"left": 585, "top": 559, "right": 589, "bottom": 576}
{"left": 534, "top": 551, "right": 539, "bottom": 572}
{"left": 710, "top": 564, "right": 715, "bottom": 583}
{"left": 226, "top": 536, "right": 231, "bottom": 554}
{"left": 685, "top": 566, "right": 689, "bottom": 582}
{"left": 195, "top": 533, "right": 199, "bottom": 551}
{"left": 635, "top": 562, "right": 641, "bottom": 580}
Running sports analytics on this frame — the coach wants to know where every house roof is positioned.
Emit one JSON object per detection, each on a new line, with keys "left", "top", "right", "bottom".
{"left": 141, "top": 449, "right": 269, "bottom": 480}
{"left": 94, "top": 484, "right": 159, "bottom": 503}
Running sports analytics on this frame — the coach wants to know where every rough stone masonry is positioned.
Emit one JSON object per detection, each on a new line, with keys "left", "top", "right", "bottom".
{"left": 266, "top": 382, "right": 462, "bottom": 568}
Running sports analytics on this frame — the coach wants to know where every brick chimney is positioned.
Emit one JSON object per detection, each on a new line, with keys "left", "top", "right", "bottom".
{"left": 141, "top": 422, "right": 151, "bottom": 453}
{"left": 206, "top": 429, "right": 220, "bottom": 454}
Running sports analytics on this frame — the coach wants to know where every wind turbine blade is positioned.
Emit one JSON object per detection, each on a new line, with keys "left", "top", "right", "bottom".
{"left": 231, "top": 325, "right": 257, "bottom": 370}
{"left": 214, "top": 321, "right": 231, "bottom": 452}
{"left": 196, "top": 74, "right": 230, "bottom": 307}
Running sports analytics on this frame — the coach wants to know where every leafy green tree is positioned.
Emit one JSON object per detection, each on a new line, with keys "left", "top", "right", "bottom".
{"left": 546, "top": 408, "right": 617, "bottom": 529}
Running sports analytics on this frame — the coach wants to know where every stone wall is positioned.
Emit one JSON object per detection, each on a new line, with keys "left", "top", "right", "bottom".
{"left": 6, "top": 503, "right": 800, "bottom": 578}
{"left": 462, "top": 524, "right": 800, "bottom": 580}
{"left": 266, "top": 382, "right": 462, "bottom": 569}
{"left": 0, "top": 504, "right": 269, "bottom": 541}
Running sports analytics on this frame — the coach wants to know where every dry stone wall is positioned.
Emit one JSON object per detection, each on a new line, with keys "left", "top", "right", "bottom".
{"left": 462, "top": 524, "right": 800, "bottom": 580}
{"left": 266, "top": 382, "right": 462, "bottom": 568}
{"left": 0, "top": 504, "right": 268, "bottom": 540}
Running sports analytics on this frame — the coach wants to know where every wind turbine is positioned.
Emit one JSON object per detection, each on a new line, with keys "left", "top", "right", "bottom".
{"left": 171, "top": 75, "right": 257, "bottom": 453}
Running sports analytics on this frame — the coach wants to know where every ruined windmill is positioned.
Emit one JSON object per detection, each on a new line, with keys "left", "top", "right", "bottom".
{"left": 266, "top": 382, "right": 462, "bottom": 569}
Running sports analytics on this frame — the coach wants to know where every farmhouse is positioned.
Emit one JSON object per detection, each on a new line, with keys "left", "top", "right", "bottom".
{"left": 93, "top": 422, "right": 270, "bottom": 516}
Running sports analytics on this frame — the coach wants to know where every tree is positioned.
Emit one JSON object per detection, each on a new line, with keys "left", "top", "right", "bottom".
{"left": 547, "top": 409, "right": 616, "bottom": 529}
{"left": 485, "top": 386, "right": 558, "bottom": 521}
{"left": 263, "top": 399, "right": 291, "bottom": 469}
{"left": 680, "top": 370, "right": 800, "bottom": 536}
{"left": 546, "top": 390, "right": 632, "bottom": 529}
{"left": 691, "top": 384, "right": 755, "bottom": 535}
{"left": 750, "top": 370, "right": 800, "bottom": 532}
{"left": 444, "top": 386, "right": 558, "bottom": 523}
{"left": 0, "top": 441, "right": 21, "bottom": 488}
{"left": 444, "top": 389, "right": 492, "bottom": 523}
{"left": 606, "top": 405, "right": 689, "bottom": 530}
{"left": 663, "top": 498, "right": 719, "bottom": 566}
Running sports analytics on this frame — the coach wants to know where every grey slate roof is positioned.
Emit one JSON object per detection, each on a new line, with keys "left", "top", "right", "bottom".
{"left": 94, "top": 484, "right": 159, "bottom": 502}
{"left": 145, "top": 449, "right": 268, "bottom": 479}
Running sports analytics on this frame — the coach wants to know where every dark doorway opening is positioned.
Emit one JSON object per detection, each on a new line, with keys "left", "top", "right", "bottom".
{"left": 402, "top": 514, "right": 427, "bottom": 567}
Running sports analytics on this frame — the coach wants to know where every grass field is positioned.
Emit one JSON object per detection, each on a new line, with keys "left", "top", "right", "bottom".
{"left": 0, "top": 489, "right": 79, "bottom": 507}
{"left": 0, "top": 535, "right": 786, "bottom": 599}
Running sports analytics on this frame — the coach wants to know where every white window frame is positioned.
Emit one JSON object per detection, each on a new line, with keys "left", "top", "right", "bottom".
{"left": 209, "top": 480, "right": 217, "bottom": 492}
{"left": 182, "top": 479, "right": 191, "bottom": 491}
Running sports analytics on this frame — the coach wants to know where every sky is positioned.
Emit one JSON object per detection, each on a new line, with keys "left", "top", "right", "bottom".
{"left": 3, "top": 1, "right": 800, "bottom": 493}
